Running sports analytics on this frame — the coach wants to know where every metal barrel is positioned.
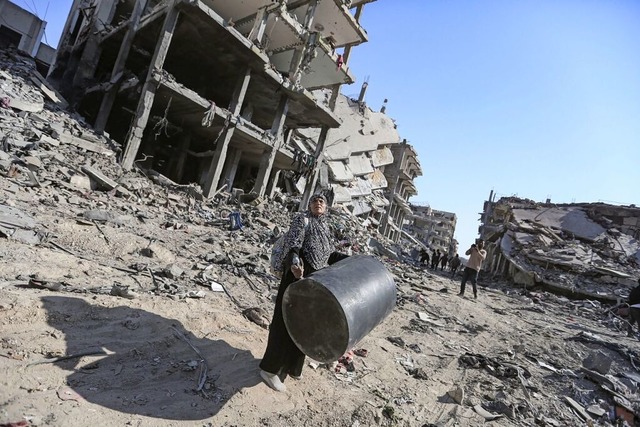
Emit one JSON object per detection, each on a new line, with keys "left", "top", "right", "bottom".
{"left": 282, "top": 255, "right": 396, "bottom": 363}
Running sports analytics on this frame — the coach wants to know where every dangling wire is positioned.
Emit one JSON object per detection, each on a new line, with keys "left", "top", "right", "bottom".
{"left": 153, "top": 97, "right": 172, "bottom": 139}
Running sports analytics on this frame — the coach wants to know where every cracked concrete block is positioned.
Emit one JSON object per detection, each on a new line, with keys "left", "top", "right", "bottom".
{"left": 70, "top": 174, "right": 92, "bottom": 190}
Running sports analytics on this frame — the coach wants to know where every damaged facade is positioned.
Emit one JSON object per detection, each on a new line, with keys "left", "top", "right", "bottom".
{"left": 48, "top": 0, "right": 375, "bottom": 204}
{"left": 0, "top": 0, "right": 55, "bottom": 76}
{"left": 297, "top": 82, "right": 421, "bottom": 242}
{"left": 479, "top": 190, "right": 640, "bottom": 302}
{"left": 405, "top": 205, "right": 457, "bottom": 255}
{"left": 379, "top": 141, "right": 421, "bottom": 242}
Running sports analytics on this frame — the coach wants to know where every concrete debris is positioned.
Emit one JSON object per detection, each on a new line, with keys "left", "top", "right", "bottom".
{"left": 0, "top": 204, "right": 41, "bottom": 244}
{"left": 479, "top": 194, "right": 640, "bottom": 302}
{"left": 583, "top": 350, "right": 613, "bottom": 375}
{"left": 2, "top": 36, "right": 640, "bottom": 427}
{"left": 447, "top": 386, "right": 464, "bottom": 404}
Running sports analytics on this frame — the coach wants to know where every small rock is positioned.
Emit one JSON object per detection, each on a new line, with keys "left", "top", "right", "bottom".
{"left": 447, "top": 386, "right": 464, "bottom": 404}
{"left": 164, "top": 264, "right": 183, "bottom": 279}
{"left": 583, "top": 350, "right": 612, "bottom": 375}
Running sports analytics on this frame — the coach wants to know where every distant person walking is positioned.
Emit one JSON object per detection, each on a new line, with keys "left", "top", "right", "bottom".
{"left": 440, "top": 254, "right": 448, "bottom": 271}
{"left": 450, "top": 254, "right": 461, "bottom": 278}
{"left": 431, "top": 249, "right": 440, "bottom": 270}
{"left": 419, "top": 248, "right": 430, "bottom": 268}
{"left": 458, "top": 240, "right": 486, "bottom": 299}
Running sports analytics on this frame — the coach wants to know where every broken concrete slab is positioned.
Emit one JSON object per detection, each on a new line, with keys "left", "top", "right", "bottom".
{"left": 0, "top": 204, "right": 41, "bottom": 244}
{"left": 69, "top": 174, "right": 92, "bottom": 190}
{"left": 61, "top": 133, "right": 114, "bottom": 156}
{"left": 81, "top": 165, "right": 132, "bottom": 197}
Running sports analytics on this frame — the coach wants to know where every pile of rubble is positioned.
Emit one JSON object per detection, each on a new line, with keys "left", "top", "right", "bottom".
{"left": 4, "top": 46, "right": 640, "bottom": 426}
{"left": 0, "top": 47, "right": 398, "bottom": 302}
{"left": 481, "top": 196, "right": 640, "bottom": 302}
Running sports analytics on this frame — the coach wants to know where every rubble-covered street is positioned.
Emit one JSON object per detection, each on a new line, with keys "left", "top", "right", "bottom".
{"left": 2, "top": 49, "right": 640, "bottom": 427}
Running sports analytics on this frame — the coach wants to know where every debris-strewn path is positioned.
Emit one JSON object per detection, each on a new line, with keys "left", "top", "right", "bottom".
{"left": 1, "top": 47, "right": 640, "bottom": 426}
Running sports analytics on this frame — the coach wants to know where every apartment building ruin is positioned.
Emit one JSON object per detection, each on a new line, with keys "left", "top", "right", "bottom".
{"left": 378, "top": 141, "right": 421, "bottom": 242}
{"left": 48, "top": 0, "right": 375, "bottom": 204}
{"left": 478, "top": 191, "right": 640, "bottom": 302}
{"left": 405, "top": 205, "right": 457, "bottom": 254}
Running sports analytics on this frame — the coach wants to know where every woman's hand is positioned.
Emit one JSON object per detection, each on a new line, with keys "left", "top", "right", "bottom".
{"left": 291, "top": 264, "right": 304, "bottom": 279}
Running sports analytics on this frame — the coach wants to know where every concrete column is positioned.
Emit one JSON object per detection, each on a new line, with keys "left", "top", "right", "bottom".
{"left": 72, "top": 1, "right": 118, "bottom": 88}
{"left": 202, "top": 67, "right": 252, "bottom": 198}
{"left": 303, "top": 0, "right": 319, "bottom": 29}
{"left": 221, "top": 147, "right": 242, "bottom": 192}
{"left": 121, "top": 5, "right": 179, "bottom": 170}
{"left": 95, "top": 0, "right": 148, "bottom": 132}
{"left": 248, "top": 7, "right": 268, "bottom": 45}
{"left": 252, "top": 94, "right": 289, "bottom": 197}
{"left": 266, "top": 169, "right": 281, "bottom": 199}
{"left": 300, "top": 81, "right": 342, "bottom": 209}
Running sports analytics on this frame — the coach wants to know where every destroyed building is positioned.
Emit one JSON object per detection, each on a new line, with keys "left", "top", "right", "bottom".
{"left": 478, "top": 190, "right": 640, "bottom": 302}
{"left": 47, "top": 0, "right": 378, "bottom": 207}
{"left": 293, "top": 81, "right": 421, "bottom": 243}
{"left": 378, "top": 140, "right": 421, "bottom": 242}
{"left": 0, "top": 0, "right": 55, "bottom": 76}
{"left": 405, "top": 204, "right": 457, "bottom": 254}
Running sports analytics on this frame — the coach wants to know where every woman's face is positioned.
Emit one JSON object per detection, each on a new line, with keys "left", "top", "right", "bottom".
{"left": 309, "top": 197, "right": 327, "bottom": 216}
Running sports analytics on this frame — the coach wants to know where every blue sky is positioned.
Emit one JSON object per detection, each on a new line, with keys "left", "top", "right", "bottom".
{"left": 11, "top": 0, "right": 640, "bottom": 251}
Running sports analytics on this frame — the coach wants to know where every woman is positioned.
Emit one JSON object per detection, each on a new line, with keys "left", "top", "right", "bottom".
{"left": 259, "top": 193, "right": 347, "bottom": 392}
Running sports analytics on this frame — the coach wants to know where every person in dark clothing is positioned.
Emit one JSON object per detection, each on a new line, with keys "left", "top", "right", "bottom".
{"left": 440, "top": 254, "right": 448, "bottom": 271}
{"left": 450, "top": 254, "right": 461, "bottom": 277}
{"left": 431, "top": 250, "right": 440, "bottom": 270}
{"left": 260, "top": 193, "right": 347, "bottom": 392}
{"left": 419, "top": 248, "right": 430, "bottom": 267}
{"left": 627, "top": 278, "right": 640, "bottom": 337}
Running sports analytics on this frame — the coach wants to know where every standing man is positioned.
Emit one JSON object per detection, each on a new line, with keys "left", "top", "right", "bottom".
{"left": 419, "top": 248, "right": 430, "bottom": 268}
{"left": 431, "top": 249, "right": 440, "bottom": 270}
{"left": 458, "top": 240, "right": 487, "bottom": 299}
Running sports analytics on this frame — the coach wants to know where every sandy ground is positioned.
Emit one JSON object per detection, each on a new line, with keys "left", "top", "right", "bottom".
{"left": 1, "top": 183, "right": 640, "bottom": 427}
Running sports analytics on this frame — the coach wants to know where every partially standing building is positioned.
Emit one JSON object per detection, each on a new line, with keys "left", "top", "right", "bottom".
{"left": 406, "top": 205, "right": 457, "bottom": 255}
{"left": 48, "top": 0, "right": 375, "bottom": 202}
{"left": 379, "top": 140, "right": 421, "bottom": 242}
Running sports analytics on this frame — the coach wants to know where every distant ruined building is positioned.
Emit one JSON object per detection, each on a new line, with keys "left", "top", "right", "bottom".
{"left": 47, "top": 0, "right": 421, "bottom": 242}
{"left": 404, "top": 205, "right": 457, "bottom": 255}
{"left": 478, "top": 190, "right": 640, "bottom": 302}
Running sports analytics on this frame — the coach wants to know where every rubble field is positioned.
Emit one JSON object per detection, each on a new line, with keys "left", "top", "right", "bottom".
{"left": 2, "top": 49, "right": 640, "bottom": 427}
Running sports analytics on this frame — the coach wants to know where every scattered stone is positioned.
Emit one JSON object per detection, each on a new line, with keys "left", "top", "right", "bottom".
{"left": 164, "top": 264, "right": 184, "bottom": 279}
{"left": 447, "top": 386, "right": 464, "bottom": 404}
{"left": 583, "top": 350, "right": 612, "bottom": 375}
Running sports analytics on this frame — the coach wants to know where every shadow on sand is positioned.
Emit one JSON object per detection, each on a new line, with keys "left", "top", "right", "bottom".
{"left": 39, "top": 296, "right": 261, "bottom": 420}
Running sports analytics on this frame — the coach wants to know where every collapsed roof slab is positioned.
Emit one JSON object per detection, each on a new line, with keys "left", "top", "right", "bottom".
{"left": 512, "top": 207, "right": 607, "bottom": 242}
{"left": 327, "top": 160, "right": 354, "bottom": 182}
{"left": 349, "top": 153, "right": 374, "bottom": 176}
{"left": 371, "top": 147, "right": 393, "bottom": 167}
